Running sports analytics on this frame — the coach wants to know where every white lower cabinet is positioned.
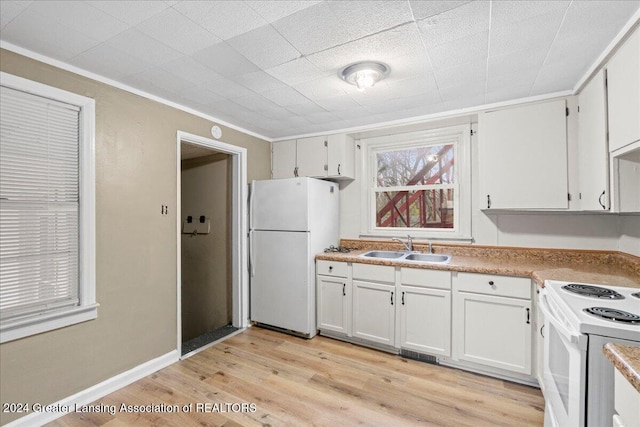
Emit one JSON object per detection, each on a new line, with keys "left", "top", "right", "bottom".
{"left": 352, "top": 280, "right": 395, "bottom": 346}
{"left": 317, "top": 261, "right": 351, "bottom": 335}
{"left": 453, "top": 273, "right": 533, "bottom": 375}
{"left": 399, "top": 285, "right": 451, "bottom": 356}
{"left": 316, "top": 263, "right": 535, "bottom": 381}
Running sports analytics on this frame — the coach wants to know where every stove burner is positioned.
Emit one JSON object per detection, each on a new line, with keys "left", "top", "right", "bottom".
{"left": 632, "top": 292, "right": 640, "bottom": 300}
{"left": 583, "top": 307, "right": 640, "bottom": 324}
{"left": 562, "top": 284, "right": 625, "bottom": 299}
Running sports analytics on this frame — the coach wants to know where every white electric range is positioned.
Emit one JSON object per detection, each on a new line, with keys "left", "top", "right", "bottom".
{"left": 539, "top": 280, "right": 640, "bottom": 427}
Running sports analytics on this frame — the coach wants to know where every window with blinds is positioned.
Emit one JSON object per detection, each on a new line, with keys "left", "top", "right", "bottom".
{"left": 0, "top": 72, "right": 96, "bottom": 343}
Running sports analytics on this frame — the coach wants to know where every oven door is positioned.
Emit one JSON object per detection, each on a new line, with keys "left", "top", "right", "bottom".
{"left": 539, "top": 289, "right": 588, "bottom": 427}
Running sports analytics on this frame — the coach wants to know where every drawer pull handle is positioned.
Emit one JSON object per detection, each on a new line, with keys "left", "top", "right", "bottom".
{"left": 329, "top": 266, "right": 333, "bottom": 271}
{"left": 342, "top": 283, "right": 346, "bottom": 296}
{"left": 391, "top": 291, "right": 394, "bottom": 306}
{"left": 488, "top": 281, "right": 494, "bottom": 286}
{"left": 526, "top": 308, "right": 530, "bottom": 324}
{"left": 402, "top": 291, "right": 405, "bottom": 305}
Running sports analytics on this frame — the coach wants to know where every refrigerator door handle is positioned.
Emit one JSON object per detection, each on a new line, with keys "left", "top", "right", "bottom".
{"left": 249, "top": 230, "right": 255, "bottom": 277}
{"left": 249, "top": 180, "right": 255, "bottom": 230}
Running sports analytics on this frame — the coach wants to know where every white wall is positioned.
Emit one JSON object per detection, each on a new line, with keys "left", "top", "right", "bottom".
{"left": 338, "top": 104, "right": 633, "bottom": 253}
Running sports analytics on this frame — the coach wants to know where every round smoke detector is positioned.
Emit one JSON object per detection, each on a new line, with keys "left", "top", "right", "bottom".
{"left": 211, "top": 125, "right": 222, "bottom": 139}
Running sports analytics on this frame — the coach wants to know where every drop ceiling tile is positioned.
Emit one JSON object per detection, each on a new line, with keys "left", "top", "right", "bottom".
{"left": 178, "top": 85, "right": 226, "bottom": 106}
{"left": 230, "top": 71, "right": 289, "bottom": 93}
{"left": 284, "top": 99, "right": 328, "bottom": 115}
{"left": 25, "top": 1, "right": 130, "bottom": 41}
{"left": 260, "top": 86, "right": 311, "bottom": 107}
{"left": 231, "top": 92, "right": 281, "bottom": 113}
{"left": 226, "top": 24, "right": 301, "bottom": 69}
{"left": 417, "top": 1, "right": 490, "bottom": 49}
{"left": 206, "top": 76, "right": 256, "bottom": 99}
{"left": 389, "top": 53, "right": 433, "bottom": 81}
{"left": 293, "top": 76, "right": 348, "bottom": 101}
{"left": 279, "top": 115, "right": 312, "bottom": 129}
{"left": 192, "top": 42, "right": 260, "bottom": 78}
{"left": 1, "top": 1, "right": 32, "bottom": 29}
{"left": 439, "top": 77, "right": 485, "bottom": 102}
{"left": 409, "top": 1, "right": 473, "bottom": 21}
{"left": 487, "top": 48, "right": 548, "bottom": 79}
{"left": 428, "top": 30, "right": 488, "bottom": 70}
{"left": 328, "top": 1, "right": 414, "bottom": 41}
{"left": 489, "top": 10, "right": 565, "bottom": 58}
{"left": 557, "top": 1, "right": 639, "bottom": 40}
{"left": 530, "top": 62, "right": 578, "bottom": 94}
{"left": 261, "top": 106, "right": 298, "bottom": 120}
{"left": 134, "top": 8, "right": 220, "bottom": 55}
{"left": 245, "top": 1, "right": 321, "bottom": 23}
{"left": 491, "top": 1, "right": 570, "bottom": 28}
{"left": 433, "top": 59, "right": 486, "bottom": 91}
{"left": 105, "top": 28, "right": 183, "bottom": 67}
{"left": 69, "top": 43, "right": 151, "bottom": 79}
{"left": 442, "top": 93, "right": 486, "bottom": 111}
{"left": 485, "top": 84, "right": 532, "bottom": 104}
{"left": 486, "top": 66, "right": 538, "bottom": 93}
{"left": 272, "top": 2, "right": 355, "bottom": 55}
{"left": 173, "top": 1, "right": 267, "bottom": 40}
{"left": 90, "top": 0, "right": 173, "bottom": 26}
{"left": 314, "top": 94, "right": 363, "bottom": 112}
{"left": 332, "top": 107, "right": 372, "bottom": 121}
{"left": 306, "top": 23, "right": 424, "bottom": 72}
{"left": 305, "top": 111, "right": 342, "bottom": 125}
{"left": 265, "top": 58, "right": 330, "bottom": 86}
{"left": 161, "top": 56, "right": 223, "bottom": 86}
{"left": 1, "top": 6, "right": 99, "bottom": 60}
{"left": 124, "top": 67, "right": 195, "bottom": 96}
{"left": 386, "top": 73, "right": 440, "bottom": 99}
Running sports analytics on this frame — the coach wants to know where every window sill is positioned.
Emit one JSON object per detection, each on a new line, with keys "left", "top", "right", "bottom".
{"left": 0, "top": 304, "right": 99, "bottom": 344}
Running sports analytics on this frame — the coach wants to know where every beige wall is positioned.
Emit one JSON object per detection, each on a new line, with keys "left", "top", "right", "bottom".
{"left": 181, "top": 153, "right": 231, "bottom": 342}
{"left": 0, "top": 49, "right": 270, "bottom": 425}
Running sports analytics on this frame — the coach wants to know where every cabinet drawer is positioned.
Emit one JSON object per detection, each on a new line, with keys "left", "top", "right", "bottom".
{"left": 317, "top": 260, "right": 349, "bottom": 278}
{"left": 400, "top": 268, "right": 451, "bottom": 290}
{"left": 456, "top": 272, "right": 531, "bottom": 299}
{"left": 352, "top": 263, "right": 395, "bottom": 283}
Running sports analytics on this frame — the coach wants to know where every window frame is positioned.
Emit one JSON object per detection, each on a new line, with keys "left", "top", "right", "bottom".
{"left": 0, "top": 72, "right": 96, "bottom": 343}
{"left": 360, "top": 124, "right": 472, "bottom": 240}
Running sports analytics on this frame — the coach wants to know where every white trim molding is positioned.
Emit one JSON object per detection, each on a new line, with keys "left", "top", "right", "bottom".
{"left": 175, "top": 131, "right": 249, "bottom": 356}
{"left": 3, "top": 350, "right": 179, "bottom": 427}
{"left": 0, "top": 41, "right": 271, "bottom": 143}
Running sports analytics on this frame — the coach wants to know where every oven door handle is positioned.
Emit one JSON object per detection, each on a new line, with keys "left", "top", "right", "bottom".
{"left": 539, "top": 290, "right": 584, "bottom": 347}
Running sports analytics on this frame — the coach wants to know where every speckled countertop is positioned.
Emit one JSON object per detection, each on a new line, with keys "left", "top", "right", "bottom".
{"left": 316, "top": 239, "right": 640, "bottom": 288}
{"left": 604, "top": 343, "right": 640, "bottom": 392}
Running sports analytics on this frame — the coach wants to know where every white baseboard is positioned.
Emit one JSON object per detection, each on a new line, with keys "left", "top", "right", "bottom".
{"left": 5, "top": 350, "right": 179, "bottom": 427}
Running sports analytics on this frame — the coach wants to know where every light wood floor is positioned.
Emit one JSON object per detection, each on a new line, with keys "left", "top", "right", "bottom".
{"left": 49, "top": 327, "right": 544, "bottom": 427}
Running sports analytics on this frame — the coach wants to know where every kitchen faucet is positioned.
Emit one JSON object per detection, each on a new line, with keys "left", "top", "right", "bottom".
{"left": 392, "top": 235, "right": 413, "bottom": 252}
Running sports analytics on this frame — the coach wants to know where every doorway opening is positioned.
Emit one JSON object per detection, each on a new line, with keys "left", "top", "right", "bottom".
{"left": 176, "top": 131, "right": 248, "bottom": 358}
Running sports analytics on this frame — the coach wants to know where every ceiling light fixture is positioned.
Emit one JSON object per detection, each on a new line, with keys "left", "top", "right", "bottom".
{"left": 340, "top": 61, "right": 389, "bottom": 92}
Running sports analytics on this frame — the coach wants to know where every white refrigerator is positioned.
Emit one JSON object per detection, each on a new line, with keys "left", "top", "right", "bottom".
{"left": 249, "top": 177, "right": 339, "bottom": 338}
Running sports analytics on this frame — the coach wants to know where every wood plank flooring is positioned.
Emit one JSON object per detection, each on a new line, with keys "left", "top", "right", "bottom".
{"left": 48, "top": 327, "right": 544, "bottom": 427}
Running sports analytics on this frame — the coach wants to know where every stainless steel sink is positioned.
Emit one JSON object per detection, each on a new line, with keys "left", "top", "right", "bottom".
{"left": 359, "top": 250, "right": 451, "bottom": 264}
{"left": 360, "top": 250, "right": 406, "bottom": 259}
{"left": 403, "top": 253, "right": 451, "bottom": 264}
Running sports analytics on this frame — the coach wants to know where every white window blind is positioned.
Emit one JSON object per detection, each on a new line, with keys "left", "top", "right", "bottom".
{"left": 0, "top": 85, "right": 81, "bottom": 322}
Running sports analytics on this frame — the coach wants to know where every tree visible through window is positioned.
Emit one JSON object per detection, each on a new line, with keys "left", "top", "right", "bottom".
{"left": 374, "top": 143, "right": 456, "bottom": 229}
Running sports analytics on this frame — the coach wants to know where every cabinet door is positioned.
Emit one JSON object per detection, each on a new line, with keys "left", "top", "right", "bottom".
{"left": 327, "top": 134, "right": 355, "bottom": 179}
{"left": 578, "top": 70, "right": 609, "bottom": 210}
{"left": 479, "top": 99, "right": 568, "bottom": 209}
{"left": 399, "top": 286, "right": 451, "bottom": 356}
{"left": 607, "top": 28, "right": 640, "bottom": 152}
{"left": 352, "top": 280, "right": 395, "bottom": 346}
{"left": 454, "top": 292, "right": 532, "bottom": 375}
{"left": 296, "top": 136, "right": 327, "bottom": 178}
{"left": 272, "top": 139, "right": 296, "bottom": 179}
{"left": 317, "top": 276, "right": 350, "bottom": 335}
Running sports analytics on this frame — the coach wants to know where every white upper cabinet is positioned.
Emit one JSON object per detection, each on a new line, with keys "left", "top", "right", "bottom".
{"left": 327, "top": 134, "right": 355, "bottom": 178}
{"left": 271, "top": 134, "right": 355, "bottom": 180}
{"left": 296, "top": 136, "right": 327, "bottom": 178}
{"left": 271, "top": 139, "right": 297, "bottom": 179}
{"left": 578, "top": 69, "right": 609, "bottom": 210}
{"left": 479, "top": 99, "right": 569, "bottom": 210}
{"left": 607, "top": 28, "right": 640, "bottom": 153}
